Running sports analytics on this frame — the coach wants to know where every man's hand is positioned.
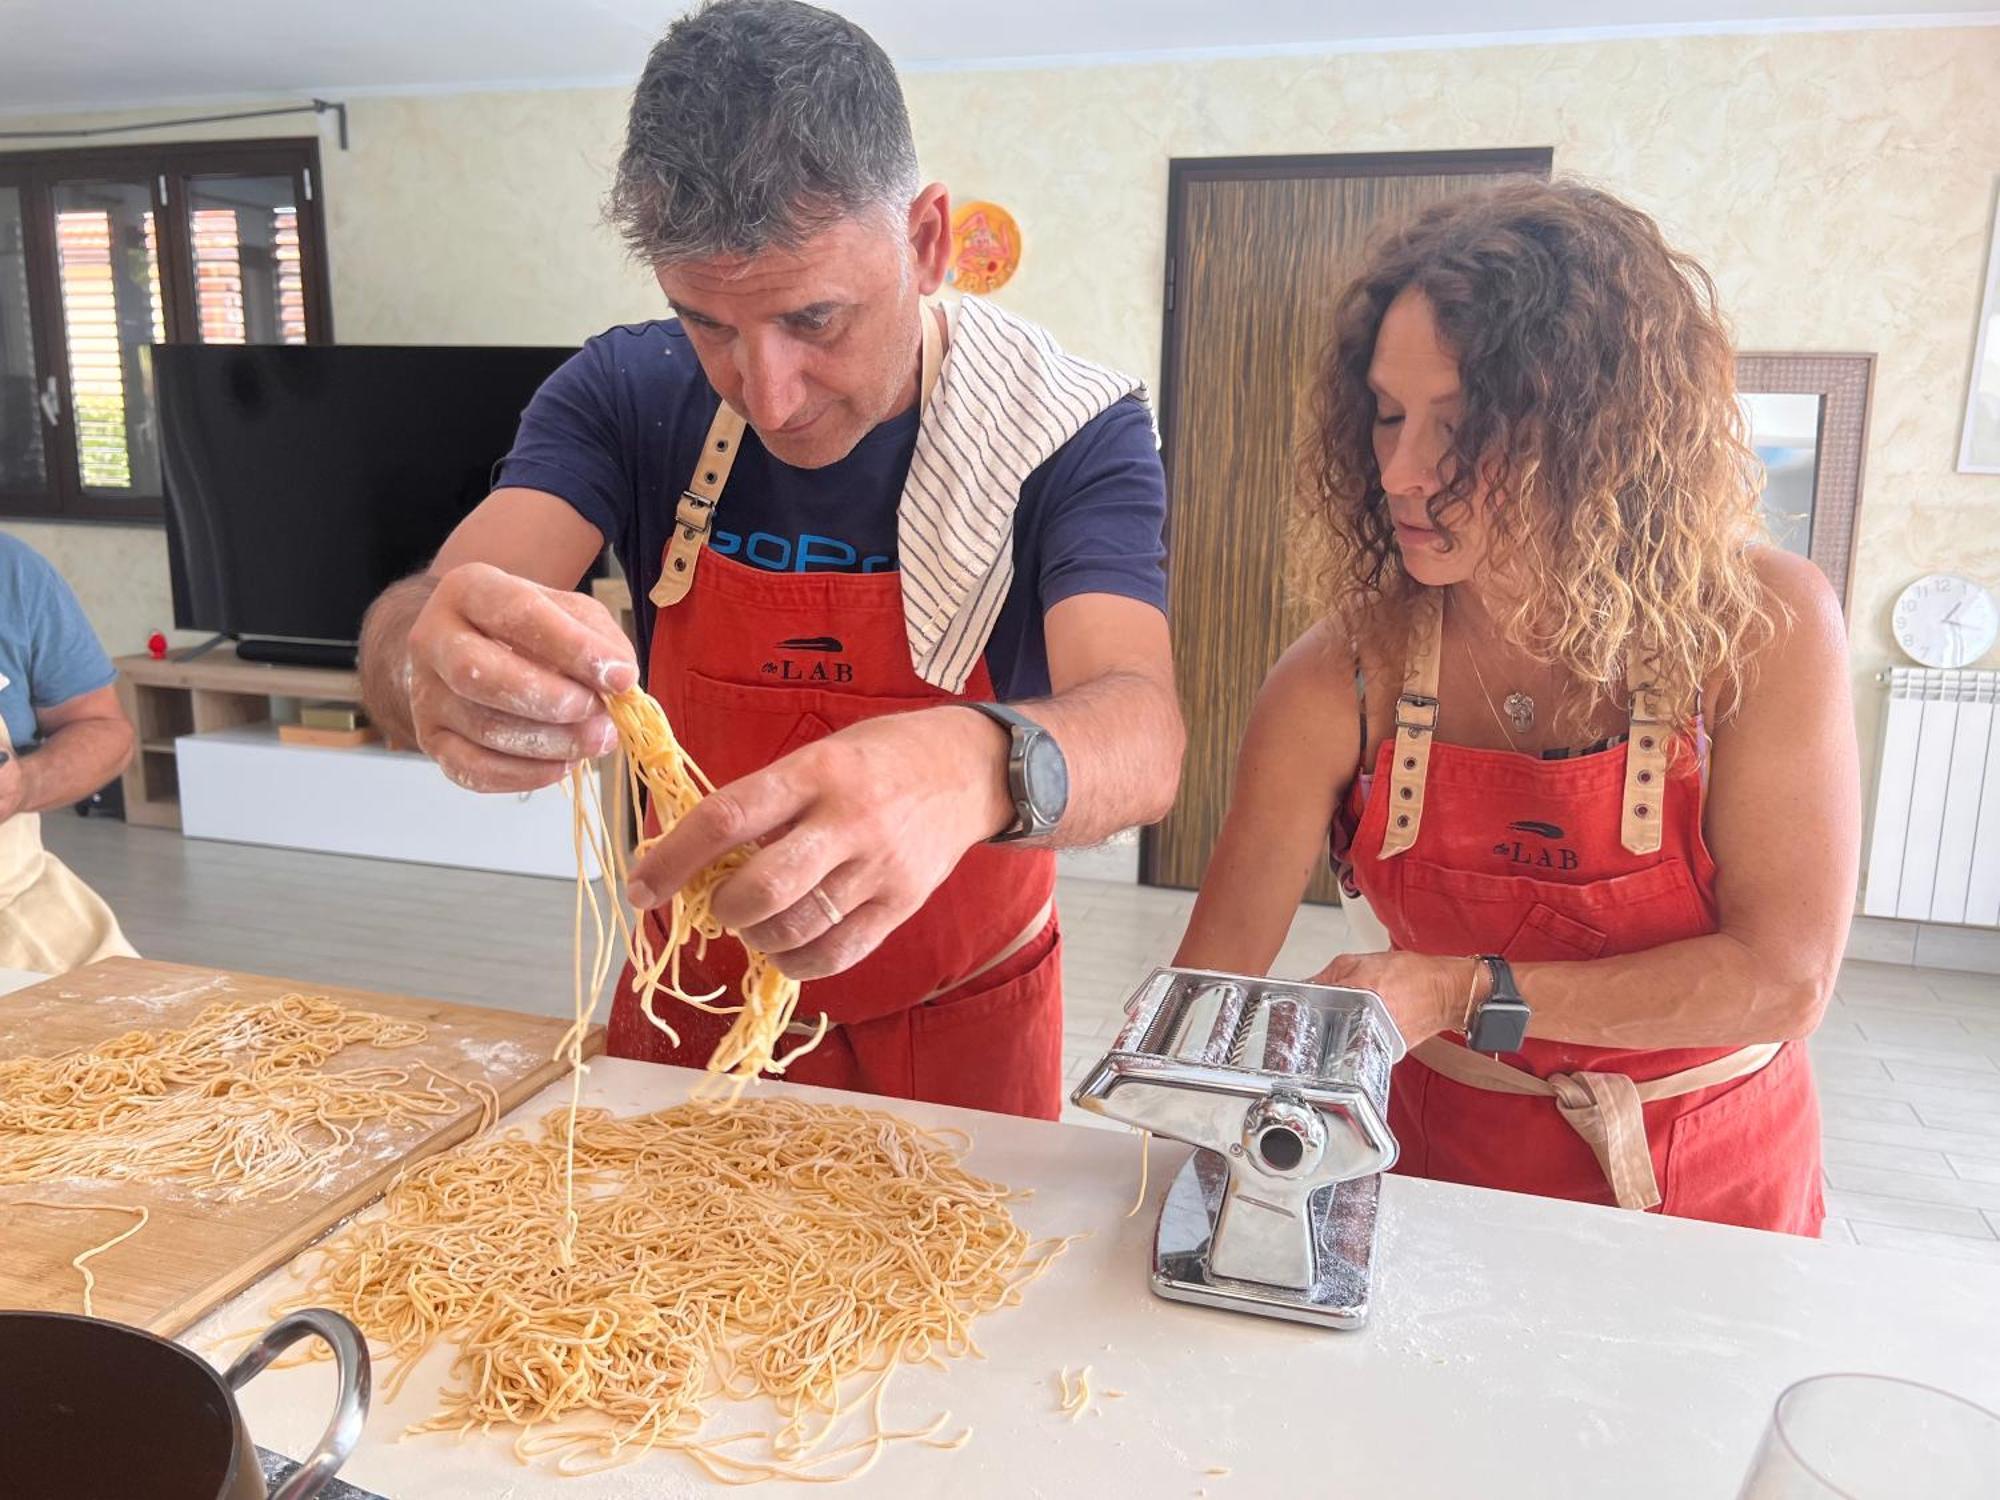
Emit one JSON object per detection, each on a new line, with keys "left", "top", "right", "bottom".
{"left": 397, "top": 563, "right": 638, "bottom": 792}
{"left": 626, "top": 707, "right": 1013, "bottom": 981}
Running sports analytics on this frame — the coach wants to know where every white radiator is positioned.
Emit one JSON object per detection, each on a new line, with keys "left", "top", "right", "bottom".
{"left": 1864, "top": 669, "right": 2000, "bottom": 926}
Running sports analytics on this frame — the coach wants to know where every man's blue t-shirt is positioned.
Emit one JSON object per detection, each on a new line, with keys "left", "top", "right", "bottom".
{"left": 0, "top": 533, "right": 117, "bottom": 750}
{"left": 493, "top": 319, "right": 1167, "bottom": 700}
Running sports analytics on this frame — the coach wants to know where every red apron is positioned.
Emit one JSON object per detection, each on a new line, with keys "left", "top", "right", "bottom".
{"left": 603, "top": 441, "right": 1063, "bottom": 1120}
{"left": 1340, "top": 601, "right": 1824, "bottom": 1236}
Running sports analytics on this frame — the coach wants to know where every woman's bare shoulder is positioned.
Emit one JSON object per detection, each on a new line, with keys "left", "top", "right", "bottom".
{"left": 1712, "top": 547, "right": 1849, "bottom": 724}
{"left": 1264, "top": 618, "right": 1362, "bottom": 709}
{"left": 1749, "top": 548, "right": 1846, "bottom": 672}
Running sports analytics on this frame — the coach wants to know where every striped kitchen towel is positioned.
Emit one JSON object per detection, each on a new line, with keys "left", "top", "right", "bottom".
{"left": 898, "top": 295, "right": 1147, "bottom": 693}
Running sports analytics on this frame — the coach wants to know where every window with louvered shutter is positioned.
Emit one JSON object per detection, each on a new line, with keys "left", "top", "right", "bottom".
{"left": 0, "top": 138, "right": 330, "bottom": 521}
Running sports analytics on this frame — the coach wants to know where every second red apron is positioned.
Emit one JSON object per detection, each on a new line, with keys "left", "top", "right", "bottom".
{"left": 1339, "top": 596, "right": 1824, "bottom": 1235}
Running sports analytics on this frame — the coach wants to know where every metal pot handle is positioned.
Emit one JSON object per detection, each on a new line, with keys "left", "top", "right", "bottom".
{"left": 222, "top": 1308, "right": 371, "bottom": 1500}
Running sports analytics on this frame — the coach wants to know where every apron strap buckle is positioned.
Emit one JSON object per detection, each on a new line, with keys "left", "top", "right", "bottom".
{"left": 673, "top": 490, "right": 716, "bottom": 543}
{"left": 649, "top": 404, "right": 747, "bottom": 610}
{"left": 1393, "top": 693, "right": 1439, "bottom": 736}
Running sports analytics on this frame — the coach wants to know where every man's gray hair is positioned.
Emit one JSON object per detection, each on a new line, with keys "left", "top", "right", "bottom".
{"left": 607, "top": 0, "right": 922, "bottom": 265}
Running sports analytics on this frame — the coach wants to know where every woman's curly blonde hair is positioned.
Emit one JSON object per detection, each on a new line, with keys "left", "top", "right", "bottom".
{"left": 1301, "top": 177, "right": 1774, "bottom": 735}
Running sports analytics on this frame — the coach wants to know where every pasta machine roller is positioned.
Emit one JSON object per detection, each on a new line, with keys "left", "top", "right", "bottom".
{"left": 1071, "top": 967, "right": 1405, "bottom": 1329}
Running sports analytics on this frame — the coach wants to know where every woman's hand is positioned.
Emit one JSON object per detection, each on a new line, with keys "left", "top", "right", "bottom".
{"left": 1312, "top": 950, "right": 1477, "bottom": 1048}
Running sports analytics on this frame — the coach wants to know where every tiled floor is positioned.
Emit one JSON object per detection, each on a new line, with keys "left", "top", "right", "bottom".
{"left": 36, "top": 813, "right": 2000, "bottom": 1261}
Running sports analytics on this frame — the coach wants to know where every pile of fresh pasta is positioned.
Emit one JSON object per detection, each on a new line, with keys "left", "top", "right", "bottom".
{"left": 0, "top": 994, "right": 460, "bottom": 1198}
{"left": 290, "top": 1095, "right": 1065, "bottom": 1480}
{"left": 1, "top": 991, "right": 472, "bottom": 1314}
{"left": 287, "top": 681, "right": 1068, "bottom": 1481}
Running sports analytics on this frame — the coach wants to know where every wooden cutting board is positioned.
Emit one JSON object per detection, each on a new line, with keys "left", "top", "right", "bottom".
{"left": 0, "top": 957, "right": 602, "bottom": 1336}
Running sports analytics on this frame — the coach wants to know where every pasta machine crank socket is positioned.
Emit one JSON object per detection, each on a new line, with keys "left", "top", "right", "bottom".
{"left": 1071, "top": 967, "right": 1405, "bottom": 1329}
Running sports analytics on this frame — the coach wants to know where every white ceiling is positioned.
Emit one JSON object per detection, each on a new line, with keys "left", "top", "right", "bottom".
{"left": 3, "top": 0, "right": 1995, "bottom": 116}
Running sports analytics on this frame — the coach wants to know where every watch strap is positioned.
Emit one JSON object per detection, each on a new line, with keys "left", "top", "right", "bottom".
{"left": 962, "top": 700, "right": 1038, "bottom": 738}
{"left": 1466, "top": 954, "right": 1531, "bottom": 1054}
{"left": 962, "top": 701, "right": 1041, "bottom": 841}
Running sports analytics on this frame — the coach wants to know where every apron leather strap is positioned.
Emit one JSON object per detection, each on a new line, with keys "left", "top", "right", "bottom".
{"left": 1620, "top": 654, "right": 1669, "bottom": 855}
{"left": 650, "top": 302, "right": 948, "bottom": 612}
{"left": 649, "top": 402, "right": 746, "bottom": 610}
{"left": 782, "top": 893, "right": 1055, "bottom": 1038}
{"left": 1378, "top": 590, "right": 1443, "bottom": 858}
{"left": 1409, "top": 1036, "right": 1784, "bottom": 1210}
{"left": 1379, "top": 595, "right": 1674, "bottom": 858}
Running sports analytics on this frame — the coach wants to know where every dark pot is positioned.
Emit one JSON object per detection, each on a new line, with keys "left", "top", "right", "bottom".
{"left": 0, "top": 1307, "right": 369, "bottom": 1500}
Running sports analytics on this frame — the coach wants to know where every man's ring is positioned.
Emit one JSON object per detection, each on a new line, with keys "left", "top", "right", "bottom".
{"left": 811, "top": 885, "right": 843, "bottom": 926}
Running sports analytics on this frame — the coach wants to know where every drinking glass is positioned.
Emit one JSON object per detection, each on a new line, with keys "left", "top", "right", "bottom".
{"left": 1737, "top": 1373, "right": 2000, "bottom": 1498}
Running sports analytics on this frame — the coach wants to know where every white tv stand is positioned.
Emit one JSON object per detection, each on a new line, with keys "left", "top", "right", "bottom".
{"left": 114, "top": 646, "right": 601, "bottom": 880}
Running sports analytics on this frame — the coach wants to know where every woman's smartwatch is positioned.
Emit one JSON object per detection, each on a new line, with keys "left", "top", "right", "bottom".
{"left": 962, "top": 702, "right": 1070, "bottom": 842}
{"left": 1466, "top": 955, "right": 1531, "bottom": 1054}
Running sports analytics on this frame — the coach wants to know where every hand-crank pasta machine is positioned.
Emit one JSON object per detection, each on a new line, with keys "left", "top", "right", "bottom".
{"left": 1072, "top": 967, "right": 1405, "bottom": 1329}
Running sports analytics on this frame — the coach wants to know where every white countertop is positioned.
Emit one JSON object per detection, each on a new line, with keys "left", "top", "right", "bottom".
{"left": 180, "top": 1057, "right": 2000, "bottom": 1499}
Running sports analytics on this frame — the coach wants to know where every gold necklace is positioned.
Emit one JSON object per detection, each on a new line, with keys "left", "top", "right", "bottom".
{"left": 1450, "top": 593, "right": 1533, "bottom": 753}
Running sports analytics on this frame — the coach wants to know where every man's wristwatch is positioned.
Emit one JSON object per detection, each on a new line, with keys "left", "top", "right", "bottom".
{"left": 1465, "top": 954, "right": 1531, "bottom": 1054}
{"left": 961, "top": 703, "right": 1069, "bottom": 843}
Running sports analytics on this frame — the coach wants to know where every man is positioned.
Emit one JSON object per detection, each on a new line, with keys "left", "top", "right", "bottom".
{"left": 360, "top": 0, "right": 1182, "bottom": 1120}
{"left": 0, "top": 533, "right": 138, "bottom": 971}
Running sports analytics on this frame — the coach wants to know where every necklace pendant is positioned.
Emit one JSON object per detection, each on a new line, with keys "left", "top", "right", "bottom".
{"left": 1503, "top": 692, "right": 1536, "bottom": 733}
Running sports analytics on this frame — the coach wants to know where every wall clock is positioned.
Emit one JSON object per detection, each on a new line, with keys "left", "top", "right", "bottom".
{"left": 1893, "top": 573, "right": 1998, "bottom": 668}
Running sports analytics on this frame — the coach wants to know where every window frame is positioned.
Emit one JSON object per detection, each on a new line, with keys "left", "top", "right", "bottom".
{"left": 0, "top": 136, "right": 333, "bottom": 524}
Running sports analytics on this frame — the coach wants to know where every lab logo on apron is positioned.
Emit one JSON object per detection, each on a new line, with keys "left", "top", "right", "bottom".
{"left": 1494, "top": 819, "right": 1580, "bottom": 872}
{"left": 763, "top": 635, "right": 854, "bottom": 684}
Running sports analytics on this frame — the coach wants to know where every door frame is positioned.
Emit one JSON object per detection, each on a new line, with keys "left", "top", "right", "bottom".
{"left": 1142, "top": 147, "right": 1555, "bottom": 891}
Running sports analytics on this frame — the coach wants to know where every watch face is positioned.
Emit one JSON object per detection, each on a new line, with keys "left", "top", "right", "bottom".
{"left": 1021, "top": 732, "right": 1070, "bottom": 825}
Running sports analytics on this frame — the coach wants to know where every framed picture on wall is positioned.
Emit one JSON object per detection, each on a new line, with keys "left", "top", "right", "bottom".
{"left": 1961, "top": 190, "right": 2000, "bottom": 474}
{"left": 1737, "top": 352, "right": 1874, "bottom": 614}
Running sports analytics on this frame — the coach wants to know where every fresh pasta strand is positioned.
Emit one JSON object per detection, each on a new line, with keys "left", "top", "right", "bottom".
{"left": 11, "top": 1199, "right": 148, "bottom": 1317}
{"left": 1059, "top": 1363, "right": 1095, "bottom": 1422}
{"left": 1127, "top": 1130, "right": 1151, "bottom": 1218}
{"left": 286, "top": 1096, "right": 1074, "bottom": 1479}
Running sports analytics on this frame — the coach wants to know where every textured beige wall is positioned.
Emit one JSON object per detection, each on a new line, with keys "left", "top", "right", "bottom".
{"left": 902, "top": 26, "right": 2000, "bottom": 794}
{"left": 6, "top": 26, "right": 1998, "bottom": 804}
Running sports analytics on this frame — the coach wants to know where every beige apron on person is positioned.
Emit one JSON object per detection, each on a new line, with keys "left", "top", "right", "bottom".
{"left": 0, "top": 681, "right": 136, "bottom": 973}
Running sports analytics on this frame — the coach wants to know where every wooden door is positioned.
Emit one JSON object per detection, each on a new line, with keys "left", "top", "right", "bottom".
{"left": 1143, "top": 150, "right": 1553, "bottom": 896}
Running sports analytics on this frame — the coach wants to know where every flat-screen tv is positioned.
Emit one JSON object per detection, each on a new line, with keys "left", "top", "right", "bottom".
{"left": 159, "top": 344, "right": 576, "bottom": 665}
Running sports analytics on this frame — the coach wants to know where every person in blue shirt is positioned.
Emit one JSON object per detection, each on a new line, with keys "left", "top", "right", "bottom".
{"left": 359, "top": 0, "right": 1183, "bottom": 1118}
{"left": 0, "top": 533, "right": 137, "bottom": 971}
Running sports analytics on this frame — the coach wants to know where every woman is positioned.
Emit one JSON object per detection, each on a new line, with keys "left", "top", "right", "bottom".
{"left": 1175, "top": 180, "right": 1859, "bottom": 1236}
